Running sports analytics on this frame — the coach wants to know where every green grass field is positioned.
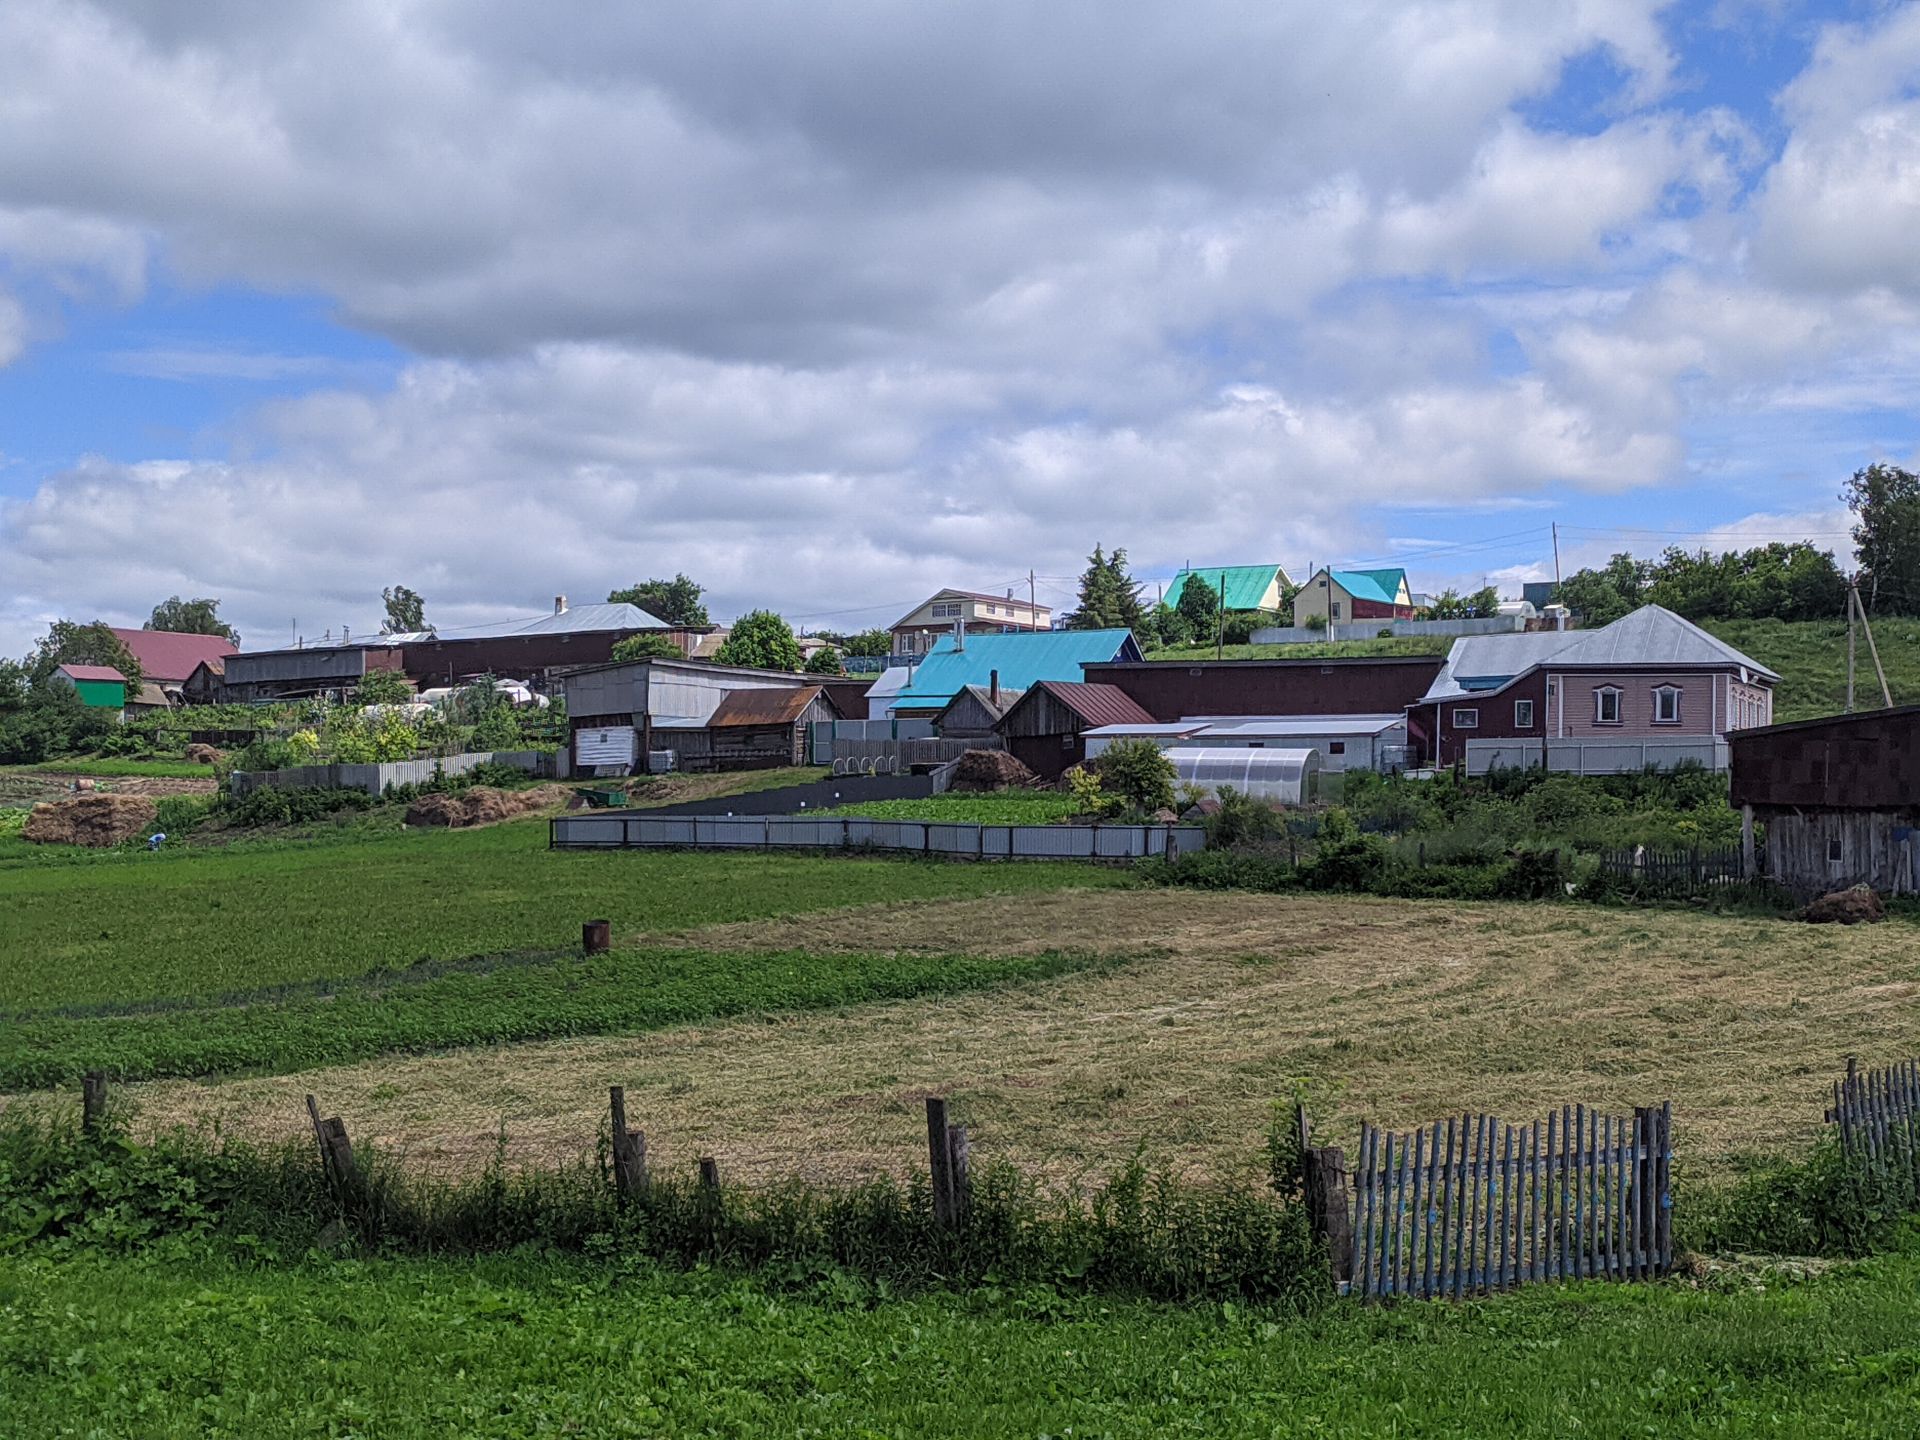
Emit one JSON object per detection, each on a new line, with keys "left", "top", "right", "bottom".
{"left": 5, "top": 1242, "right": 1920, "bottom": 1437}
{"left": 0, "top": 819, "right": 1119, "bottom": 1013}
{"left": 1146, "top": 636, "right": 1453, "bottom": 662}
{"left": 1703, "top": 616, "right": 1920, "bottom": 721}
{"left": 819, "top": 790, "right": 1080, "bottom": 824}
{"left": 15, "top": 757, "right": 215, "bottom": 779}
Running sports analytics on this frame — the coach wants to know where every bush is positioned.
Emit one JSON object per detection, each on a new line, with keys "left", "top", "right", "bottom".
{"left": 1685, "top": 1138, "right": 1911, "bottom": 1257}
{"left": 152, "top": 794, "right": 218, "bottom": 835}
{"left": 610, "top": 633, "right": 683, "bottom": 664}
{"left": 1299, "top": 808, "right": 1390, "bottom": 892}
{"left": 220, "top": 786, "right": 375, "bottom": 828}
{"left": 1204, "top": 786, "right": 1285, "bottom": 848}
{"left": 1091, "top": 739, "right": 1178, "bottom": 814}
{"left": 1137, "top": 847, "right": 1294, "bottom": 892}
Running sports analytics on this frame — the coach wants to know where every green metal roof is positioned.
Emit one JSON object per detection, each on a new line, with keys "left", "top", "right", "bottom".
{"left": 889, "top": 629, "right": 1143, "bottom": 710}
{"left": 1327, "top": 568, "right": 1408, "bottom": 606}
{"left": 1170, "top": 564, "right": 1288, "bottom": 612}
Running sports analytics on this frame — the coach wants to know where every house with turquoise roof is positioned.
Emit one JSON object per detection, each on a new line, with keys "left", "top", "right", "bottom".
{"left": 887, "top": 629, "right": 1143, "bottom": 716}
{"left": 1167, "top": 563, "right": 1293, "bottom": 614}
{"left": 1293, "top": 566, "right": 1418, "bottom": 626}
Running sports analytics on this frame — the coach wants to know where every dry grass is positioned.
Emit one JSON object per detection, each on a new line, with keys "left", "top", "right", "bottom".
{"left": 119, "top": 891, "right": 1920, "bottom": 1187}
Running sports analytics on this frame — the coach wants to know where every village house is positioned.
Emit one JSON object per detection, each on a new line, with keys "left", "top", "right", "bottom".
{"left": 108, "top": 628, "right": 238, "bottom": 699}
{"left": 1290, "top": 567, "right": 1418, "bottom": 626}
{"left": 887, "top": 629, "right": 1142, "bottom": 717}
{"left": 888, "top": 588, "right": 1051, "bottom": 660}
{"left": 1166, "top": 563, "right": 1293, "bottom": 614}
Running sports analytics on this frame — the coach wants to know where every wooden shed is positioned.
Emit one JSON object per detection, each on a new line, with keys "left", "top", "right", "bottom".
{"left": 698, "top": 685, "right": 841, "bottom": 770}
{"left": 994, "top": 681, "right": 1156, "bottom": 779}
{"left": 935, "top": 681, "right": 1023, "bottom": 741}
{"left": 1728, "top": 706, "right": 1920, "bottom": 895}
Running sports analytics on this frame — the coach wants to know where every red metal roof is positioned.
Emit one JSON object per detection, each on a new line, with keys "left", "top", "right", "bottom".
{"left": 57, "top": 663, "right": 127, "bottom": 683}
{"left": 707, "top": 685, "right": 834, "bottom": 727}
{"left": 1029, "top": 681, "right": 1156, "bottom": 728}
{"left": 110, "top": 628, "right": 239, "bottom": 683}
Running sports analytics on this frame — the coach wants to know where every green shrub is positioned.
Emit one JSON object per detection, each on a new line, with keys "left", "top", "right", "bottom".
{"left": 1300, "top": 808, "right": 1390, "bottom": 892}
{"left": 1204, "top": 786, "right": 1286, "bottom": 848}
{"left": 1137, "top": 847, "right": 1294, "bottom": 892}
{"left": 152, "top": 794, "right": 217, "bottom": 835}
{"left": 1684, "top": 1138, "right": 1912, "bottom": 1257}
{"left": 220, "top": 785, "right": 375, "bottom": 828}
{"left": 1092, "top": 739, "right": 1178, "bottom": 815}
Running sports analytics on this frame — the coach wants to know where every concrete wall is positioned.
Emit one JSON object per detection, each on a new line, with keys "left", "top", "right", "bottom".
{"left": 1252, "top": 615, "right": 1527, "bottom": 645}
{"left": 229, "top": 749, "right": 553, "bottom": 797}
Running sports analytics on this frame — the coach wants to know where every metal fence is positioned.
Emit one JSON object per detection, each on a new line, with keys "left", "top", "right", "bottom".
{"left": 1347, "top": 1103, "right": 1673, "bottom": 1300}
{"left": 1465, "top": 738, "right": 1730, "bottom": 776}
{"left": 551, "top": 812, "right": 1205, "bottom": 861}
{"left": 229, "top": 749, "right": 554, "bottom": 797}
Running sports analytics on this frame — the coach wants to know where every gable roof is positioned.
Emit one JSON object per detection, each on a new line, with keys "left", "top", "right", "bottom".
{"left": 188, "top": 657, "right": 227, "bottom": 678}
{"left": 434, "top": 601, "right": 665, "bottom": 641}
{"left": 1421, "top": 604, "right": 1778, "bottom": 702}
{"left": 57, "top": 663, "right": 128, "bottom": 684}
{"left": 889, "top": 587, "right": 1050, "bottom": 631}
{"left": 707, "top": 685, "right": 835, "bottom": 727}
{"left": 1012, "top": 680, "right": 1157, "bottom": 729}
{"left": 889, "top": 629, "right": 1143, "bottom": 710}
{"left": 1326, "top": 568, "right": 1409, "bottom": 606}
{"left": 109, "top": 628, "right": 238, "bottom": 683}
{"left": 936, "top": 683, "right": 1025, "bottom": 724}
{"left": 1169, "top": 564, "right": 1291, "bottom": 612}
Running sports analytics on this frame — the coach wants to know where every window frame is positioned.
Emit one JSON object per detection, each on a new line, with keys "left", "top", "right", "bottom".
{"left": 1514, "top": 699, "right": 1535, "bottom": 729}
{"left": 1594, "top": 686, "right": 1623, "bottom": 725}
{"left": 1452, "top": 707, "right": 1480, "bottom": 730}
{"left": 1327, "top": 740, "right": 1346, "bottom": 756}
{"left": 1652, "top": 684, "right": 1681, "bottom": 725}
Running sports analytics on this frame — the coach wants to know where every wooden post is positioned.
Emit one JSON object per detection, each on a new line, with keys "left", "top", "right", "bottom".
{"left": 305, "top": 1093, "right": 331, "bottom": 1174}
{"left": 1304, "top": 1144, "right": 1354, "bottom": 1287}
{"left": 582, "top": 919, "right": 611, "bottom": 955}
{"left": 322, "top": 1116, "right": 358, "bottom": 1191}
{"left": 926, "top": 1096, "right": 957, "bottom": 1229}
{"left": 609, "top": 1086, "right": 648, "bottom": 1197}
{"left": 81, "top": 1071, "right": 108, "bottom": 1137}
{"left": 699, "top": 1156, "right": 720, "bottom": 1191}
{"left": 1741, "top": 806, "right": 1756, "bottom": 880}
{"left": 946, "top": 1125, "right": 970, "bottom": 1223}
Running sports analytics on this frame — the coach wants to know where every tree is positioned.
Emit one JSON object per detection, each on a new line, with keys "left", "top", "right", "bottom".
{"left": 715, "top": 610, "right": 802, "bottom": 670}
{"left": 26, "top": 620, "right": 143, "bottom": 689}
{"left": 1092, "top": 738, "right": 1178, "bottom": 815}
{"left": 0, "top": 658, "right": 26, "bottom": 708}
{"left": 841, "top": 628, "right": 894, "bottom": 658}
{"left": 1068, "top": 545, "right": 1147, "bottom": 634}
{"left": 1557, "top": 543, "right": 1848, "bottom": 625}
{"left": 805, "top": 645, "right": 846, "bottom": 675}
{"left": 610, "top": 633, "right": 684, "bottom": 663}
{"left": 1556, "top": 553, "right": 1648, "bottom": 626}
{"left": 608, "top": 574, "right": 709, "bottom": 627}
{"left": 1843, "top": 463, "right": 1920, "bottom": 610}
{"left": 1148, "top": 601, "right": 1193, "bottom": 648}
{"left": 355, "top": 668, "right": 415, "bottom": 705}
{"left": 1465, "top": 586, "right": 1501, "bottom": 619}
{"left": 147, "top": 596, "right": 239, "bottom": 645}
{"left": 381, "top": 585, "right": 426, "bottom": 634}
{"left": 1175, "top": 572, "right": 1221, "bottom": 638}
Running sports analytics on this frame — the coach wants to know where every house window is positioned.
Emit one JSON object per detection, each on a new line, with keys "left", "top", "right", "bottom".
{"left": 1653, "top": 685, "right": 1681, "bottom": 724}
{"left": 1062, "top": 735, "right": 1075, "bottom": 750}
{"left": 1594, "top": 687, "right": 1622, "bottom": 725}
{"left": 1829, "top": 837, "right": 1844, "bottom": 862}
{"left": 1453, "top": 708, "right": 1479, "bottom": 729}
{"left": 1514, "top": 699, "right": 1534, "bottom": 728}
{"left": 1328, "top": 740, "right": 1346, "bottom": 756}
{"left": 1332, "top": 602, "right": 1343, "bottom": 619}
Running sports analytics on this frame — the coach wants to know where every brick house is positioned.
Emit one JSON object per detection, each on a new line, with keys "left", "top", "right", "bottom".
{"left": 1410, "top": 605, "right": 1777, "bottom": 772}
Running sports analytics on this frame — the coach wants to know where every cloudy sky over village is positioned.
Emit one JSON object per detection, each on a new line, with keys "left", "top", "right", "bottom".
{"left": 1, "top": 0, "right": 1916, "bottom": 650}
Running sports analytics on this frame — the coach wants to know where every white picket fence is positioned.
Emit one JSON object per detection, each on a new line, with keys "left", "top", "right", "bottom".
{"left": 550, "top": 812, "right": 1206, "bottom": 861}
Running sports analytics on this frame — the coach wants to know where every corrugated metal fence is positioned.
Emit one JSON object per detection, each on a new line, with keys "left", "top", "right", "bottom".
{"left": 1465, "top": 738, "right": 1729, "bottom": 776}
{"left": 551, "top": 812, "right": 1205, "bottom": 861}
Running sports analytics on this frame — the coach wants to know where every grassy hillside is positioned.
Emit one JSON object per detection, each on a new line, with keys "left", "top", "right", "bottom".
{"left": 1145, "top": 635, "right": 1452, "bottom": 661}
{"left": 1704, "top": 616, "right": 1920, "bottom": 722}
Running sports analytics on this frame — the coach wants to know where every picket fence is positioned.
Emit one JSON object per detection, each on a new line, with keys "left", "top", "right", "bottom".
{"left": 1347, "top": 1104, "right": 1672, "bottom": 1300}
{"left": 1829, "top": 1057, "right": 1920, "bottom": 1200}
{"left": 1597, "top": 845, "right": 1748, "bottom": 896}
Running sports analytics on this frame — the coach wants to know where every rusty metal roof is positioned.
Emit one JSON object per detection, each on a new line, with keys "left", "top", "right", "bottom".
{"left": 1029, "top": 681, "right": 1156, "bottom": 728}
{"left": 707, "top": 685, "right": 834, "bottom": 727}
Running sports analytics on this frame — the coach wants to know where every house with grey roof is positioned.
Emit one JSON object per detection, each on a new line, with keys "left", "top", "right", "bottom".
{"left": 1409, "top": 604, "right": 1779, "bottom": 773}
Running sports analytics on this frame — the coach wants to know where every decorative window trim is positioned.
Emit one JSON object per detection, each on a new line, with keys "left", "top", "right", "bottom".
{"left": 1594, "top": 687, "right": 1623, "bottom": 725}
{"left": 1453, "top": 707, "right": 1480, "bottom": 729}
{"left": 1652, "top": 684, "right": 1681, "bottom": 725}
{"left": 1514, "top": 699, "right": 1535, "bottom": 729}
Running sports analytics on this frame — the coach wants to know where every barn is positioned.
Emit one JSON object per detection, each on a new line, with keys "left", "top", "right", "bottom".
{"left": 1729, "top": 706, "right": 1920, "bottom": 896}
{"left": 993, "top": 681, "right": 1156, "bottom": 779}
{"left": 696, "top": 686, "right": 842, "bottom": 770}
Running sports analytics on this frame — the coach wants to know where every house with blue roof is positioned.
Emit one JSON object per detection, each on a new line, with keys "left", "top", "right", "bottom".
{"left": 887, "top": 629, "right": 1143, "bottom": 716}
{"left": 1293, "top": 567, "right": 1418, "bottom": 626}
{"left": 1168, "top": 563, "right": 1293, "bottom": 614}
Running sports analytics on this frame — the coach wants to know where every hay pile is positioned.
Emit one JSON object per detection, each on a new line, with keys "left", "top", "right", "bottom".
{"left": 947, "top": 749, "right": 1039, "bottom": 792}
{"left": 404, "top": 784, "right": 571, "bottom": 829}
{"left": 22, "top": 794, "right": 158, "bottom": 847}
{"left": 184, "top": 743, "right": 224, "bottom": 765}
{"left": 1801, "top": 885, "right": 1886, "bottom": 925}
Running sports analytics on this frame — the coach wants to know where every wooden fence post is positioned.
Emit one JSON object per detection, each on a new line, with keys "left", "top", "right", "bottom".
{"left": 81, "top": 1071, "right": 108, "bottom": 1137}
{"left": 926, "top": 1096, "right": 958, "bottom": 1229}
{"left": 322, "top": 1117, "right": 358, "bottom": 1190}
{"left": 1303, "top": 1144, "right": 1353, "bottom": 1287}
{"left": 582, "top": 919, "right": 611, "bottom": 955}
{"left": 699, "top": 1156, "right": 721, "bottom": 1191}
{"left": 609, "top": 1086, "right": 648, "bottom": 1198}
{"left": 947, "top": 1125, "right": 970, "bottom": 1223}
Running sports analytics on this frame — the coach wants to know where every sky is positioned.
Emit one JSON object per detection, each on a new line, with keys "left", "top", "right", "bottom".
{"left": 2, "top": 0, "right": 1918, "bottom": 652}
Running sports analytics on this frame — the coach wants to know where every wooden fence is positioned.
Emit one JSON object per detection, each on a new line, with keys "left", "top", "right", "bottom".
{"left": 1829, "top": 1057, "right": 1920, "bottom": 1199}
{"left": 1344, "top": 1104, "right": 1672, "bottom": 1300}
{"left": 1597, "top": 845, "right": 1748, "bottom": 897}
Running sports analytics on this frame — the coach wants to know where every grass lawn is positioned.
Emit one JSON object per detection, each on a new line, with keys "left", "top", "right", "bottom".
{"left": 5, "top": 1242, "right": 1920, "bottom": 1437}
{"left": 15, "top": 757, "right": 216, "bottom": 779}
{"left": 818, "top": 790, "right": 1080, "bottom": 824}
{"left": 1146, "top": 636, "right": 1453, "bottom": 662}
{"left": 0, "top": 818, "right": 1121, "bottom": 1013}
{"left": 111, "top": 890, "right": 1920, "bottom": 1185}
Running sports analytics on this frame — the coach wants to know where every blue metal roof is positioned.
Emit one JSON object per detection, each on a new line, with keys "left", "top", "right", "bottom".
{"left": 889, "top": 629, "right": 1142, "bottom": 710}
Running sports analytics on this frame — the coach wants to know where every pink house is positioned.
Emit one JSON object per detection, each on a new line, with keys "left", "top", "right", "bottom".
{"left": 1409, "top": 606, "right": 1777, "bottom": 772}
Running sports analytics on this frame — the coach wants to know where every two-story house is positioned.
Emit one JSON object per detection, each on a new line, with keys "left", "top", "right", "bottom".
{"left": 1410, "top": 604, "right": 1777, "bottom": 772}
{"left": 889, "top": 588, "right": 1051, "bottom": 659}
{"left": 1292, "top": 567, "right": 1418, "bottom": 625}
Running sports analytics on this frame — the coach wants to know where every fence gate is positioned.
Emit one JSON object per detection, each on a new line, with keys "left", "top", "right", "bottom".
{"left": 1349, "top": 1103, "right": 1671, "bottom": 1300}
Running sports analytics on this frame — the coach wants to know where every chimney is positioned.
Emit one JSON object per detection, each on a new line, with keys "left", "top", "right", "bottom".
{"left": 953, "top": 617, "right": 964, "bottom": 652}
{"left": 555, "top": 595, "right": 568, "bottom": 615}
{"left": 989, "top": 669, "right": 1000, "bottom": 706}
{"left": 343, "top": 626, "right": 350, "bottom": 643}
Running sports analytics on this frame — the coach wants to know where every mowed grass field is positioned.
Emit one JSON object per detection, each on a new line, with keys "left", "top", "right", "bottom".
{"left": 102, "top": 888, "right": 1920, "bottom": 1182}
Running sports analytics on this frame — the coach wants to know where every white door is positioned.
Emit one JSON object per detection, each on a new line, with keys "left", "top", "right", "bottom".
{"left": 576, "top": 726, "right": 636, "bottom": 768}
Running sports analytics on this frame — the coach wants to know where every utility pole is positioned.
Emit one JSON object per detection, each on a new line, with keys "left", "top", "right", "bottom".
{"left": 1216, "top": 570, "right": 1226, "bottom": 660}
{"left": 1852, "top": 579, "right": 1893, "bottom": 709}
{"left": 1029, "top": 569, "right": 1036, "bottom": 618}
{"left": 1551, "top": 522, "right": 1562, "bottom": 588}
{"left": 1847, "top": 581, "right": 1857, "bottom": 713}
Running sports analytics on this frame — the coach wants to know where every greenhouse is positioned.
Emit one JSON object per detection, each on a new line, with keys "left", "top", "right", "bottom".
{"left": 1168, "top": 746, "right": 1321, "bottom": 804}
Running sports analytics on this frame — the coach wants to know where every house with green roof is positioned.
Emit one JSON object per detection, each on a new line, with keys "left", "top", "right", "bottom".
{"left": 887, "top": 629, "right": 1143, "bottom": 716}
{"left": 1294, "top": 566, "right": 1418, "bottom": 626}
{"left": 1167, "top": 563, "right": 1293, "bottom": 615}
